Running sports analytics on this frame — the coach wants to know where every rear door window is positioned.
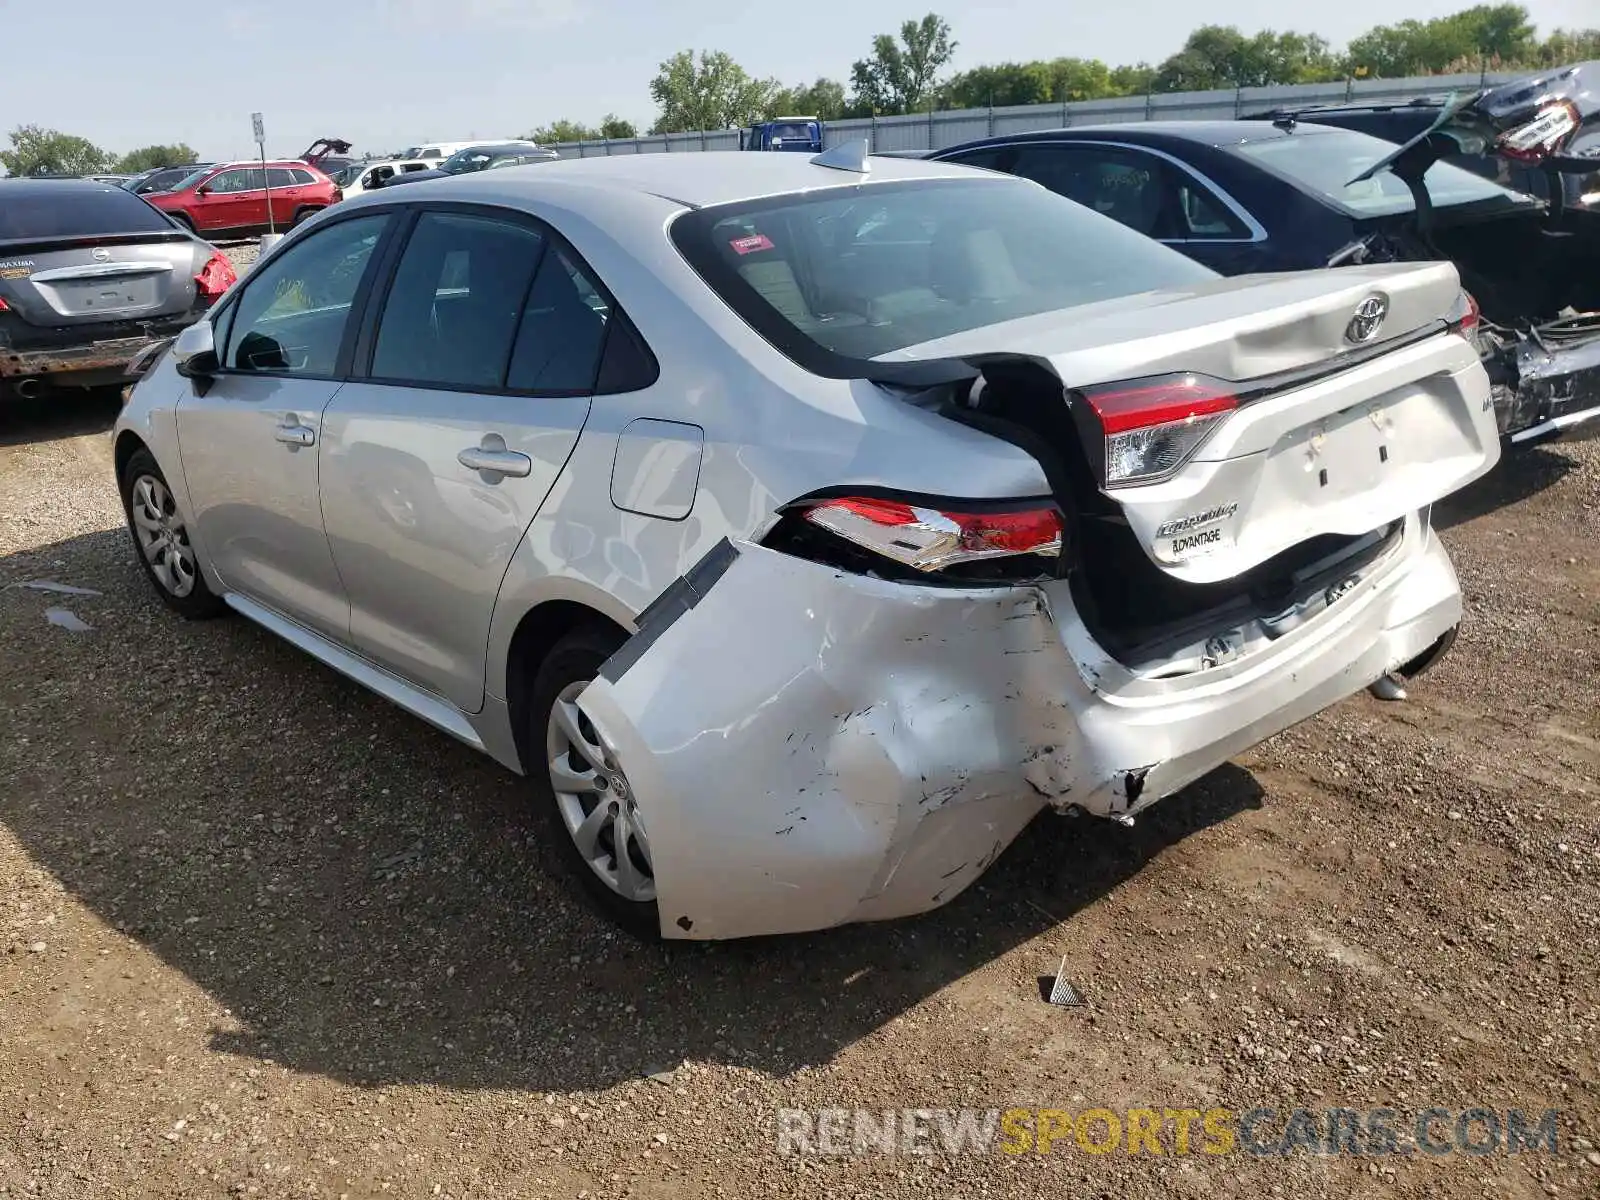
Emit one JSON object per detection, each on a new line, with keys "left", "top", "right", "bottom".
{"left": 267, "top": 168, "right": 300, "bottom": 188}
{"left": 1008, "top": 144, "right": 1250, "bottom": 241}
{"left": 369, "top": 212, "right": 548, "bottom": 389}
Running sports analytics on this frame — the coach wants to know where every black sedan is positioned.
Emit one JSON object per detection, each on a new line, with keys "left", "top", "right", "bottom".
{"left": 1, "top": 180, "right": 234, "bottom": 402}
{"left": 931, "top": 119, "right": 1600, "bottom": 445}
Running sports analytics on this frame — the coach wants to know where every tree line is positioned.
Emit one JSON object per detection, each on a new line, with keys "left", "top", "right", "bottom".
{"left": 6, "top": 3, "right": 1597, "bottom": 169}
{"left": 586, "top": 4, "right": 1599, "bottom": 138}
{"left": 0, "top": 128, "right": 198, "bottom": 179}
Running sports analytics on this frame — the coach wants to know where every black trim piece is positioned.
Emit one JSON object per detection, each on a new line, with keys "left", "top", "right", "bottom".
{"left": 594, "top": 309, "right": 661, "bottom": 394}
{"left": 598, "top": 538, "right": 740, "bottom": 684}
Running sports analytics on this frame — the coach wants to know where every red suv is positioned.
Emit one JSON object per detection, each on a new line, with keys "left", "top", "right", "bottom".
{"left": 147, "top": 161, "right": 341, "bottom": 238}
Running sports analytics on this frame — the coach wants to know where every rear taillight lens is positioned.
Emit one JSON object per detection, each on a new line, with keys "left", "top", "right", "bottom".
{"left": 194, "top": 250, "right": 237, "bottom": 301}
{"left": 1447, "top": 289, "right": 1480, "bottom": 339}
{"left": 801, "top": 496, "right": 1064, "bottom": 572}
{"left": 1496, "top": 100, "right": 1580, "bottom": 163}
{"left": 0, "top": 296, "right": 9, "bottom": 313}
{"left": 1076, "top": 373, "right": 1237, "bottom": 487}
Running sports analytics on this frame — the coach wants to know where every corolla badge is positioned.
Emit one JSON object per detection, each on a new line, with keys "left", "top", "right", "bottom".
{"left": 1345, "top": 294, "right": 1388, "bottom": 344}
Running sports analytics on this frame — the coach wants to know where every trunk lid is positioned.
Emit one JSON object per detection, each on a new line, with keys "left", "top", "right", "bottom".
{"left": 0, "top": 236, "right": 201, "bottom": 328}
{"left": 1351, "top": 60, "right": 1600, "bottom": 192}
{"left": 876, "top": 261, "right": 1501, "bottom": 585}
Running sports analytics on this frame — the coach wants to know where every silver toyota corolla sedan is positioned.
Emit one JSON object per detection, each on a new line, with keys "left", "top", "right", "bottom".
{"left": 112, "top": 144, "right": 1501, "bottom": 940}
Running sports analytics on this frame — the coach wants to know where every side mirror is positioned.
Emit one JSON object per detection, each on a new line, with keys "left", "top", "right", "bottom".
{"left": 195, "top": 185, "right": 211, "bottom": 197}
{"left": 172, "top": 321, "right": 218, "bottom": 380}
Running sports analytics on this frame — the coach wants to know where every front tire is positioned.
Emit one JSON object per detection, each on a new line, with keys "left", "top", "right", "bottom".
{"left": 525, "top": 625, "right": 660, "bottom": 939}
{"left": 120, "top": 448, "right": 226, "bottom": 619}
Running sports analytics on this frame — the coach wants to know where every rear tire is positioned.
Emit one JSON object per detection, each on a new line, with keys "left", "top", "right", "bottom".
{"left": 119, "top": 448, "right": 226, "bottom": 620}
{"left": 524, "top": 624, "right": 660, "bottom": 940}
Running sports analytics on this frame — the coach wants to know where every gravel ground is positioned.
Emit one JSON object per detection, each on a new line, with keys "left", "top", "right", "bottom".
{"left": 0, "top": 375, "right": 1596, "bottom": 1199}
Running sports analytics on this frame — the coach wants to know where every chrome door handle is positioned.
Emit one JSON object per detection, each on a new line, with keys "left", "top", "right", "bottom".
{"left": 275, "top": 424, "right": 315, "bottom": 446}
{"left": 457, "top": 446, "right": 532, "bottom": 478}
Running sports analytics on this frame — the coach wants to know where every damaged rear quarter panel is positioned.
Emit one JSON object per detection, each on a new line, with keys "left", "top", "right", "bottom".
{"left": 574, "top": 542, "right": 1084, "bottom": 940}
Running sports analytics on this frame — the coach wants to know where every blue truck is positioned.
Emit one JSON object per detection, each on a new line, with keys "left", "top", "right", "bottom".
{"left": 739, "top": 117, "right": 824, "bottom": 152}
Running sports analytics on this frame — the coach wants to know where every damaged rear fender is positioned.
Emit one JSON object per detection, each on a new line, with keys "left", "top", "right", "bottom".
{"left": 574, "top": 539, "right": 1086, "bottom": 940}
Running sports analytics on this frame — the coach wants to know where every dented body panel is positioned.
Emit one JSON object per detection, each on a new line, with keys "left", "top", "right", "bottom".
{"left": 577, "top": 514, "right": 1461, "bottom": 941}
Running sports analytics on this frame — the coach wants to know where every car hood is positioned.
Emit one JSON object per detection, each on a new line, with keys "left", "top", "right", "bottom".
{"left": 1351, "top": 59, "right": 1600, "bottom": 189}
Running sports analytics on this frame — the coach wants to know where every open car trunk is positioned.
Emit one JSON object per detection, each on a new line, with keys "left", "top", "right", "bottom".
{"left": 1346, "top": 60, "right": 1600, "bottom": 441}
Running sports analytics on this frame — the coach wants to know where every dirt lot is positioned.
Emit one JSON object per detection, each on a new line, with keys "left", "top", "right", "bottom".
{"left": 1, "top": 369, "right": 1597, "bottom": 1198}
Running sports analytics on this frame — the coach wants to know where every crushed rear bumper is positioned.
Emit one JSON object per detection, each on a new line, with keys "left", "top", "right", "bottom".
{"left": 0, "top": 312, "right": 202, "bottom": 386}
{"left": 576, "top": 515, "right": 1461, "bottom": 941}
{"left": 1502, "top": 330, "right": 1600, "bottom": 445}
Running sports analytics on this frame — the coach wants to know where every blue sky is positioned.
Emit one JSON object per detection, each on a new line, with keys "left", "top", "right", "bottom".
{"left": 2, "top": 0, "right": 1592, "bottom": 159}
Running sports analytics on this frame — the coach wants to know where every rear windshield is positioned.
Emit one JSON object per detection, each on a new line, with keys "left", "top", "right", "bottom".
{"left": 0, "top": 184, "right": 178, "bottom": 240}
{"left": 1228, "top": 127, "right": 1531, "bottom": 216}
{"left": 670, "top": 177, "right": 1217, "bottom": 373}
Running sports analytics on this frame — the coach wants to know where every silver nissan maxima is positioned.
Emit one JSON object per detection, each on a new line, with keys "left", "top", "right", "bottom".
{"left": 112, "top": 145, "right": 1499, "bottom": 939}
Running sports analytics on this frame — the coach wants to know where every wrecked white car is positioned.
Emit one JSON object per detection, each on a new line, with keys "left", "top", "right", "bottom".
{"left": 112, "top": 146, "right": 1500, "bottom": 940}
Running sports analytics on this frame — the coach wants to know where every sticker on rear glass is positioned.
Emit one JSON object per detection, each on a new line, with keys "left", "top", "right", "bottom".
{"left": 730, "top": 233, "right": 774, "bottom": 255}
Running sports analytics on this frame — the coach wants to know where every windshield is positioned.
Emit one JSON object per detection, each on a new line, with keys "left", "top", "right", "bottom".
{"left": 769, "top": 123, "right": 817, "bottom": 142}
{"left": 439, "top": 148, "right": 500, "bottom": 174}
{"left": 331, "top": 164, "right": 363, "bottom": 186}
{"left": 1229, "top": 127, "right": 1532, "bottom": 216}
{"left": 670, "top": 177, "right": 1218, "bottom": 371}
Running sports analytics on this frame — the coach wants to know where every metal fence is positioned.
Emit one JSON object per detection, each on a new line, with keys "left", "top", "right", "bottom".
{"left": 549, "top": 70, "right": 1517, "bottom": 159}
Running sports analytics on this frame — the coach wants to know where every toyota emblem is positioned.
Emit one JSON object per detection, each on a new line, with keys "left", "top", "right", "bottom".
{"left": 1345, "top": 294, "right": 1388, "bottom": 344}
{"left": 90, "top": 247, "right": 111, "bottom": 262}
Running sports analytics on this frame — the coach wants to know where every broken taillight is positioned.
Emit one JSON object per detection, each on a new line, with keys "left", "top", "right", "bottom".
{"left": 1496, "top": 100, "right": 1581, "bottom": 163}
{"left": 801, "top": 496, "right": 1064, "bottom": 572}
{"left": 194, "top": 250, "right": 237, "bottom": 301}
{"left": 1447, "top": 289, "right": 1480, "bottom": 339}
{"left": 1076, "top": 373, "right": 1237, "bottom": 487}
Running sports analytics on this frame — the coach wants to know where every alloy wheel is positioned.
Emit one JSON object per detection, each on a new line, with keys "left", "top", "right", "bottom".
{"left": 545, "top": 680, "right": 655, "bottom": 902}
{"left": 130, "top": 475, "right": 198, "bottom": 598}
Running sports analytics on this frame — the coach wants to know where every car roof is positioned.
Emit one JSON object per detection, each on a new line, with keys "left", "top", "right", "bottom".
{"left": 204, "top": 159, "right": 318, "bottom": 170}
{"left": 951, "top": 120, "right": 1349, "bottom": 150}
{"left": 0, "top": 177, "right": 134, "bottom": 194}
{"left": 424, "top": 150, "right": 1001, "bottom": 208}
{"left": 457, "top": 141, "right": 545, "bottom": 153}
